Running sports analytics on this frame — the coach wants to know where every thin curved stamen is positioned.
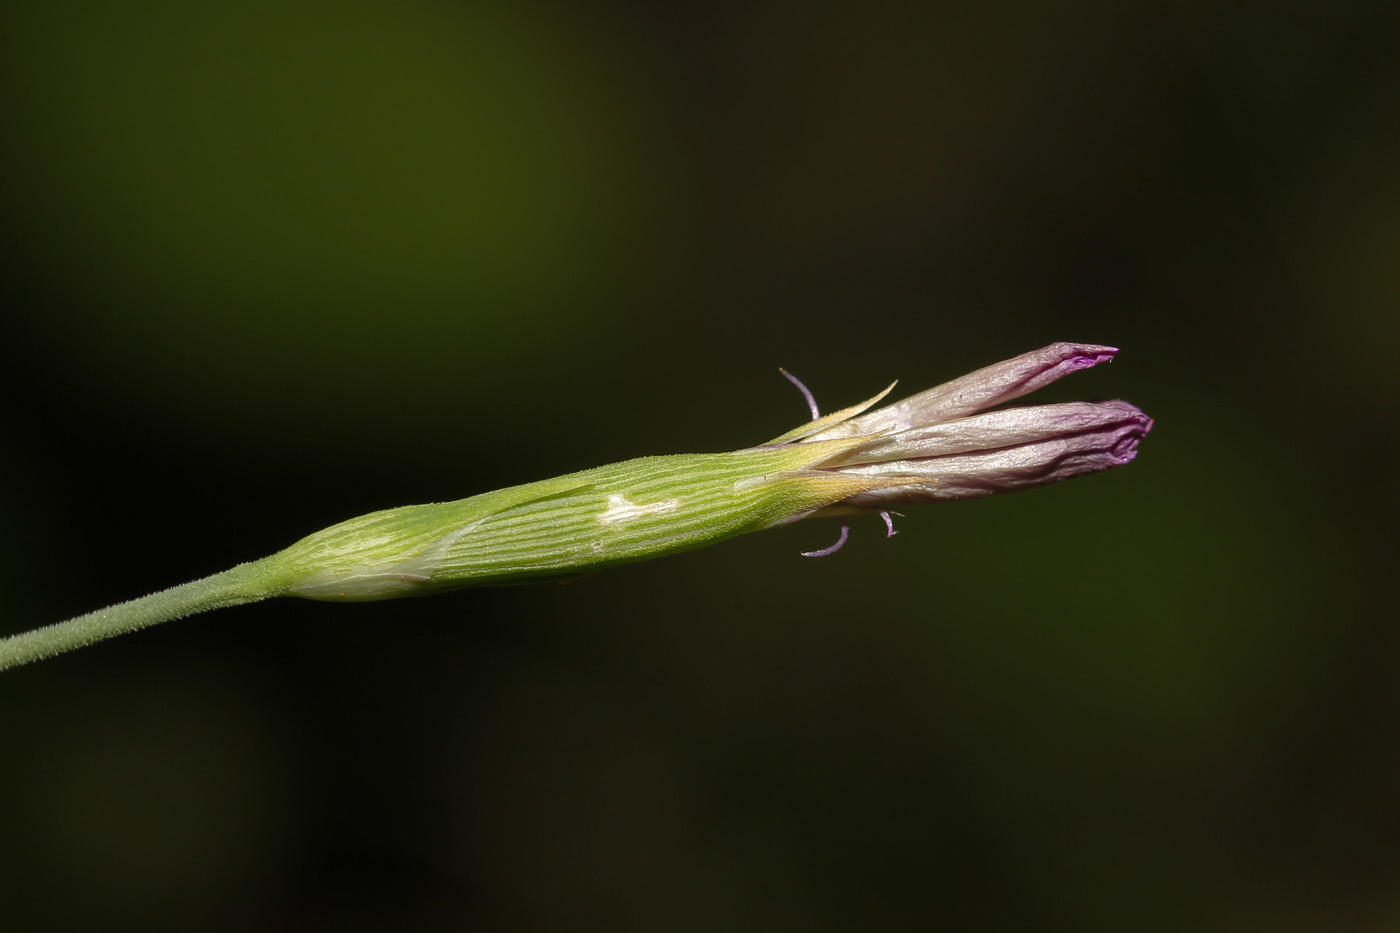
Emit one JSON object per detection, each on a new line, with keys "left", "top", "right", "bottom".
{"left": 801, "top": 523, "right": 850, "bottom": 558}
{"left": 779, "top": 368, "right": 821, "bottom": 420}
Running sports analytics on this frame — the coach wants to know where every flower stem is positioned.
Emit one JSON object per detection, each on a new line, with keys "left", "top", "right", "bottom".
{"left": 0, "top": 560, "right": 279, "bottom": 671}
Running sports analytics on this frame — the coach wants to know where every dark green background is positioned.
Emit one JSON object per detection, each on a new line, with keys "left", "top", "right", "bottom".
{"left": 2, "top": 1, "right": 1395, "bottom": 929}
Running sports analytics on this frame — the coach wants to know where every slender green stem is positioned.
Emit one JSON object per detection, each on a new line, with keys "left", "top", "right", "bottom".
{"left": 0, "top": 560, "right": 280, "bottom": 671}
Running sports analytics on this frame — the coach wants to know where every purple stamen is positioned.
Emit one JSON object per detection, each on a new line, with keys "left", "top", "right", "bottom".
{"left": 879, "top": 510, "right": 900, "bottom": 537}
{"left": 801, "top": 523, "right": 849, "bottom": 558}
{"left": 779, "top": 368, "right": 821, "bottom": 420}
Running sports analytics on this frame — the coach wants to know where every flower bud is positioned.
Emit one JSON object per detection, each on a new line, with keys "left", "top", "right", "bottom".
{"left": 268, "top": 343, "right": 1150, "bottom": 599}
{"left": 789, "top": 343, "right": 1152, "bottom": 511}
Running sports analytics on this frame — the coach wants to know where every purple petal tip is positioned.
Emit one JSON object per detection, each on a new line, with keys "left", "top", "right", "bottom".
{"left": 1107, "top": 405, "right": 1153, "bottom": 464}
{"left": 1064, "top": 344, "right": 1119, "bottom": 370}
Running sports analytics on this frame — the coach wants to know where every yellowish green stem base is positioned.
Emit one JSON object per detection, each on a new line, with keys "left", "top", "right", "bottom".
{"left": 0, "top": 561, "right": 279, "bottom": 671}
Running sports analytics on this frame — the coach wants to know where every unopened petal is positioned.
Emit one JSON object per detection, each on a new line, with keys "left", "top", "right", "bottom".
{"left": 807, "top": 342, "right": 1120, "bottom": 440}
{"left": 830, "top": 401, "right": 1152, "bottom": 505}
{"left": 817, "top": 401, "right": 1143, "bottom": 466}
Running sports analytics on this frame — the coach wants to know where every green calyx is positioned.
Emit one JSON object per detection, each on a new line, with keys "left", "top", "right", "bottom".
{"left": 268, "top": 437, "right": 883, "bottom": 601}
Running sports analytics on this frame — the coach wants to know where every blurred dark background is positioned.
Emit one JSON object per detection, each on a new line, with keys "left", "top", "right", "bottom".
{"left": 2, "top": 1, "right": 1396, "bottom": 930}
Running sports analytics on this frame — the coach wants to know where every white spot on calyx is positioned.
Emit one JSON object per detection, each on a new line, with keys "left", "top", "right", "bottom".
{"left": 598, "top": 494, "right": 680, "bottom": 525}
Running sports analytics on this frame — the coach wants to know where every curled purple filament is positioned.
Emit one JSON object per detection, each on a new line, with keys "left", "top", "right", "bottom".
{"left": 801, "top": 523, "right": 850, "bottom": 558}
{"left": 779, "top": 368, "right": 821, "bottom": 421}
